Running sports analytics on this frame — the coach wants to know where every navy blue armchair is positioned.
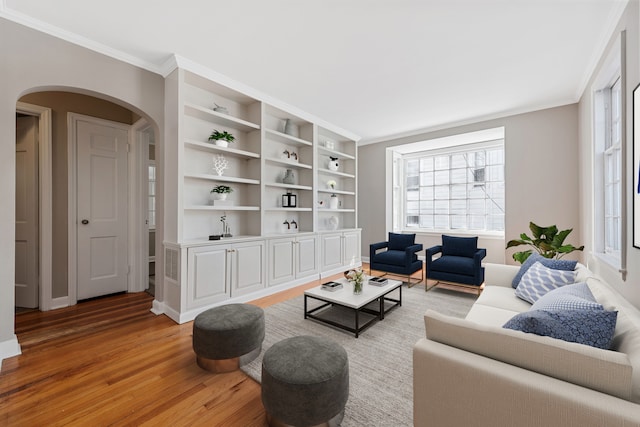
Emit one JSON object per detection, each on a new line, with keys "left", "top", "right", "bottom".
{"left": 425, "top": 235, "right": 486, "bottom": 294}
{"left": 369, "top": 233, "right": 423, "bottom": 287}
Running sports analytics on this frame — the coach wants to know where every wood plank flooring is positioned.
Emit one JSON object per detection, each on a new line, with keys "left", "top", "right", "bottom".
{"left": 0, "top": 265, "right": 424, "bottom": 426}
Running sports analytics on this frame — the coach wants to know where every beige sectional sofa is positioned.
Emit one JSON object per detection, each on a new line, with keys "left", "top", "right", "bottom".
{"left": 413, "top": 263, "right": 640, "bottom": 427}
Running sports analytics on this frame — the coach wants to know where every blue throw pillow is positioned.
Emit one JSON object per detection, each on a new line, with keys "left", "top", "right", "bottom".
{"left": 388, "top": 233, "right": 415, "bottom": 251}
{"left": 531, "top": 282, "right": 603, "bottom": 311}
{"left": 514, "top": 262, "right": 576, "bottom": 304}
{"left": 503, "top": 309, "right": 618, "bottom": 349}
{"left": 511, "top": 253, "right": 577, "bottom": 289}
{"left": 441, "top": 235, "right": 477, "bottom": 258}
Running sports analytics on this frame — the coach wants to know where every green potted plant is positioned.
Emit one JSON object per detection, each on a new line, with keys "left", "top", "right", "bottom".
{"left": 506, "top": 221, "right": 584, "bottom": 264}
{"left": 210, "top": 185, "right": 233, "bottom": 201}
{"left": 208, "top": 130, "right": 235, "bottom": 148}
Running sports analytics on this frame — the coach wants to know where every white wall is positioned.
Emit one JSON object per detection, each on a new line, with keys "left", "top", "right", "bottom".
{"left": 578, "top": 0, "right": 640, "bottom": 309}
{"left": 0, "top": 18, "right": 165, "bottom": 365}
{"left": 358, "top": 103, "right": 581, "bottom": 268}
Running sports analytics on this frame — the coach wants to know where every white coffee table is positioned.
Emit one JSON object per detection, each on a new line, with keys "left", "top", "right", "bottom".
{"left": 304, "top": 277, "right": 403, "bottom": 338}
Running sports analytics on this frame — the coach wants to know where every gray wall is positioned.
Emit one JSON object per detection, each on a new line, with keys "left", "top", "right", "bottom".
{"left": 578, "top": 0, "right": 640, "bottom": 308}
{"left": 0, "top": 18, "right": 164, "bottom": 347}
{"left": 358, "top": 103, "right": 581, "bottom": 267}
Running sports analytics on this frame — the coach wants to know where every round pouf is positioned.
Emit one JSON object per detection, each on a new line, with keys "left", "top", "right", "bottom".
{"left": 261, "top": 335, "right": 349, "bottom": 427}
{"left": 192, "top": 303, "right": 265, "bottom": 373}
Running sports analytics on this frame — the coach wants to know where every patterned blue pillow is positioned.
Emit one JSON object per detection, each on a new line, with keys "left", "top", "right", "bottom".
{"left": 511, "top": 253, "right": 577, "bottom": 289}
{"left": 515, "top": 261, "right": 576, "bottom": 304}
{"left": 531, "top": 282, "right": 603, "bottom": 311}
{"left": 503, "top": 309, "right": 618, "bottom": 349}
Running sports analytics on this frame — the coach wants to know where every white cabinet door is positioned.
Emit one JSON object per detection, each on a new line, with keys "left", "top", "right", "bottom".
{"left": 232, "top": 240, "right": 266, "bottom": 296}
{"left": 267, "top": 238, "right": 295, "bottom": 287}
{"left": 296, "top": 234, "right": 319, "bottom": 278}
{"left": 187, "top": 245, "right": 230, "bottom": 309}
{"left": 321, "top": 233, "right": 343, "bottom": 271}
{"left": 343, "top": 230, "right": 361, "bottom": 266}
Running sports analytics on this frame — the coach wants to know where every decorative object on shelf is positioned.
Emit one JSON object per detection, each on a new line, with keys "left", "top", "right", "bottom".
{"left": 290, "top": 220, "right": 298, "bottom": 230}
{"left": 282, "top": 220, "right": 290, "bottom": 231}
{"left": 283, "top": 168, "right": 295, "bottom": 184}
{"left": 328, "top": 215, "right": 339, "bottom": 230}
{"left": 282, "top": 150, "right": 298, "bottom": 162}
{"left": 282, "top": 191, "right": 297, "bottom": 208}
{"left": 209, "top": 235, "right": 222, "bottom": 240}
{"left": 324, "top": 139, "right": 335, "bottom": 150}
{"left": 317, "top": 200, "right": 325, "bottom": 208}
{"left": 329, "top": 194, "right": 339, "bottom": 209}
{"left": 211, "top": 185, "right": 233, "bottom": 201}
{"left": 328, "top": 156, "right": 339, "bottom": 171}
{"left": 345, "top": 268, "right": 365, "bottom": 295}
{"left": 283, "top": 118, "right": 300, "bottom": 137}
{"left": 212, "top": 103, "right": 229, "bottom": 114}
{"left": 290, "top": 152, "right": 298, "bottom": 162}
{"left": 220, "top": 214, "right": 232, "bottom": 238}
{"left": 208, "top": 130, "right": 235, "bottom": 147}
{"left": 327, "top": 179, "right": 337, "bottom": 190}
{"left": 506, "top": 221, "right": 584, "bottom": 264}
{"left": 212, "top": 154, "right": 228, "bottom": 176}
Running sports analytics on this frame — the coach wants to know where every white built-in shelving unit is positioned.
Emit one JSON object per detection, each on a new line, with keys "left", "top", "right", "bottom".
{"left": 162, "top": 66, "right": 360, "bottom": 323}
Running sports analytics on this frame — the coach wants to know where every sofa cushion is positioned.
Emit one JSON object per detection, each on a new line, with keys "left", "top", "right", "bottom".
{"left": 373, "top": 250, "right": 416, "bottom": 265}
{"left": 441, "top": 235, "right": 477, "bottom": 258}
{"left": 503, "top": 309, "right": 617, "bottom": 350}
{"left": 531, "top": 282, "right": 603, "bottom": 311}
{"left": 515, "top": 262, "right": 576, "bottom": 304}
{"left": 511, "top": 253, "right": 578, "bottom": 288}
{"left": 472, "top": 285, "right": 532, "bottom": 314}
{"left": 388, "top": 232, "right": 415, "bottom": 251}
{"left": 430, "top": 255, "right": 475, "bottom": 276}
{"left": 424, "top": 309, "right": 633, "bottom": 401}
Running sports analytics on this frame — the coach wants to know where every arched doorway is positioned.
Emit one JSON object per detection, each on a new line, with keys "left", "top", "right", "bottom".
{"left": 16, "top": 90, "right": 158, "bottom": 310}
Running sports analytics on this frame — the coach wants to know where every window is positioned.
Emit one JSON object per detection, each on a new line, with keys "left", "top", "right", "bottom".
{"left": 401, "top": 141, "right": 505, "bottom": 233}
{"left": 602, "top": 77, "right": 622, "bottom": 257}
{"left": 148, "top": 162, "right": 156, "bottom": 229}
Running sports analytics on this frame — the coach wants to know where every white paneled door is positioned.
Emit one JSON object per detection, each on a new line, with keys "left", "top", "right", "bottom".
{"left": 15, "top": 116, "right": 39, "bottom": 308}
{"left": 75, "top": 117, "right": 129, "bottom": 300}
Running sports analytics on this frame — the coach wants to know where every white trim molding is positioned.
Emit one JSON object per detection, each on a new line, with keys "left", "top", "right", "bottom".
{"left": 16, "top": 102, "right": 53, "bottom": 311}
{"left": 0, "top": 335, "right": 22, "bottom": 370}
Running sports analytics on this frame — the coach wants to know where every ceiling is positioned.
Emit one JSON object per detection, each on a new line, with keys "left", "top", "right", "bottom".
{"left": 1, "top": 0, "right": 628, "bottom": 143}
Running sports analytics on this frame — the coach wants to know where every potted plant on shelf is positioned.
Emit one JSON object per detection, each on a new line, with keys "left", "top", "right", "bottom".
{"left": 211, "top": 185, "right": 233, "bottom": 201}
{"left": 506, "top": 221, "right": 584, "bottom": 264}
{"left": 208, "top": 130, "right": 235, "bottom": 148}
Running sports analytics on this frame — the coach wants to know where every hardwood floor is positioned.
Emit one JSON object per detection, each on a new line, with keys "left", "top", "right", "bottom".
{"left": 0, "top": 265, "right": 424, "bottom": 426}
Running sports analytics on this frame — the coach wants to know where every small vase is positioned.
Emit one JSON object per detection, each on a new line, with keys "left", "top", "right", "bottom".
{"left": 328, "top": 157, "right": 339, "bottom": 171}
{"left": 283, "top": 169, "right": 295, "bottom": 184}
{"left": 212, "top": 193, "right": 227, "bottom": 201}
{"left": 353, "top": 279, "right": 363, "bottom": 295}
{"left": 214, "top": 139, "right": 228, "bottom": 148}
{"left": 329, "top": 195, "right": 339, "bottom": 209}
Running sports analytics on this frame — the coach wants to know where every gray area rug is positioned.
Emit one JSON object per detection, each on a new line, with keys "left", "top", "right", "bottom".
{"left": 242, "top": 283, "right": 477, "bottom": 427}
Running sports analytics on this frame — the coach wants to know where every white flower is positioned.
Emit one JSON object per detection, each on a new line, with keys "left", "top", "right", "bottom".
{"left": 327, "top": 179, "right": 337, "bottom": 189}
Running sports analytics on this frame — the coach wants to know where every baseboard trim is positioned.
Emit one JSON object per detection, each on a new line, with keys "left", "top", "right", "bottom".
{"left": 0, "top": 335, "right": 22, "bottom": 371}
{"left": 50, "top": 296, "right": 70, "bottom": 311}
{"left": 150, "top": 299, "right": 164, "bottom": 315}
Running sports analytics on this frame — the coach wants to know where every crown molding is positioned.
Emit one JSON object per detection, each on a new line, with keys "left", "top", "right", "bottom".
{"left": 0, "top": 6, "right": 163, "bottom": 76}
{"left": 574, "top": 0, "right": 628, "bottom": 101}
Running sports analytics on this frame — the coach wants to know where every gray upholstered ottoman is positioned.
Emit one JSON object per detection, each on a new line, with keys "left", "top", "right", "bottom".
{"left": 261, "top": 335, "right": 349, "bottom": 427}
{"left": 192, "top": 303, "right": 265, "bottom": 373}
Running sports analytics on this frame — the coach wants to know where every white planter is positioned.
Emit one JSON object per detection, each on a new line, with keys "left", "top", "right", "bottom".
{"left": 214, "top": 139, "right": 229, "bottom": 148}
{"left": 211, "top": 193, "right": 228, "bottom": 201}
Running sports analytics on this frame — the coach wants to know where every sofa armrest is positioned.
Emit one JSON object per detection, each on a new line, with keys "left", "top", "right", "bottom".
{"left": 405, "top": 243, "right": 423, "bottom": 255}
{"left": 414, "top": 339, "right": 640, "bottom": 427}
{"left": 485, "top": 262, "right": 520, "bottom": 288}
{"left": 473, "top": 248, "right": 486, "bottom": 265}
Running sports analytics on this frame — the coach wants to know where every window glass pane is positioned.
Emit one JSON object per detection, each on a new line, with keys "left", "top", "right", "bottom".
{"left": 451, "top": 168, "right": 466, "bottom": 184}
{"left": 434, "top": 170, "right": 449, "bottom": 185}
{"left": 406, "top": 189, "right": 419, "bottom": 201}
{"left": 451, "top": 184, "right": 466, "bottom": 199}
{"left": 434, "top": 215, "right": 449, "bottom": 229}
{"left": 434, "top": 156, "right": 449, "bottom": 170}
{"left": 420, "top": 215, "right": 434, "bottom": 228}
{"left": 451, "top": 154, "right": 466, "bottom": 169}
{"left": 420, "top": 157, "right": 433, "bottom": 171}
{"left": 451, "top": 215, "right": 466, "bottom": 229}
{"left": 420, "top": 171, "right": 433, "bottom": 186}
{"left": 434, "top": 186, "right": 449, "bottom": 199}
